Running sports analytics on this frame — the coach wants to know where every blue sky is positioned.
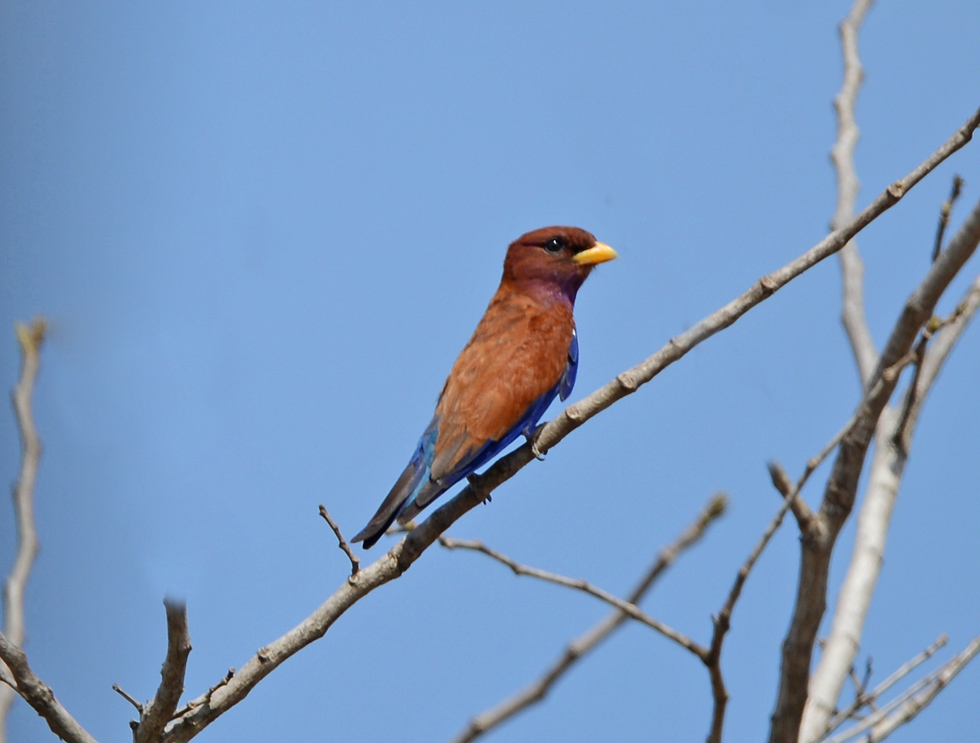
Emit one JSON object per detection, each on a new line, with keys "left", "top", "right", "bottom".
{"left": 2, "top": 2, "right": 979, "bottom": 742}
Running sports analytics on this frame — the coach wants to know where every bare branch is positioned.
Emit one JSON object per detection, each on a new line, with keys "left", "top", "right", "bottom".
{"left": 832, "top": 0, "right": 879, "bottom": 386}
{"left": 801, "top": 197, "right": 980, "bottom": 743}
{"left": 766, "top": 461, "right": 818, "bottom": 534}
{"left": 705, "top": 488, "right": 800, "bottom": 743}
{"left": 112, "top": 684, "right": 144, "bottom": 713}
{"left": 447, "top": 494, "right": 726, "bottom": 743}
{"left": 771, "top": 192, "right": 980, "bottom": 743}
{"left": 134, "top": 600, "right": 191, "bottom": 743}
{"left": 0, "top": 632, "right": 99, "bottom": 743}
{"left": 170, "top": 669, "right": 234, "bottom": 723}
{"left": 821, "top": 634, "right": 947, "bottom": 737}
{"left": 1, "top": 319, "right": 47, "bottom": 743}
{"left": 439, "top": 536, "right": 707, "bottom": 657}
{"left": 821, "top": 632, "right": 980, "bottom": 743}
{"left": 319, "top": 505, "right": 360, "bottom": 578}
{"left": 933, "top": 175, "right": 965, "bottom": 262}
{"left": 915, "top": 269, "right": 980, "bottom": 408}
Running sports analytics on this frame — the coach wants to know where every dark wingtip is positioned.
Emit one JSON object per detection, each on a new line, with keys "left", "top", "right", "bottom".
{"left": 351, "top": 512, "right": 398, "bottom": 550}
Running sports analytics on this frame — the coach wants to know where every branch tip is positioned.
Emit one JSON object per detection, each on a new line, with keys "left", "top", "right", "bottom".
{"left": 318, "top": 505, "right": 360, "bottom": 578}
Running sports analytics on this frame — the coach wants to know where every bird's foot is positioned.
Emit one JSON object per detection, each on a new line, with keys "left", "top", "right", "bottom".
{"left": 530, "top": 441, "right": 547, "bottom": 461}
{"left": 467, "top": 474, "right": 492, "bottom": 504}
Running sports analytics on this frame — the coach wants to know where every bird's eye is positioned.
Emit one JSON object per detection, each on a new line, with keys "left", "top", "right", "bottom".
{"left": 544, "top": 236, "right": 566, "bottom": 253}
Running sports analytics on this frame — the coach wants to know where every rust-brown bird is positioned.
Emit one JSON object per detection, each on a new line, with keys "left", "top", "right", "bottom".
{"left": 352, "top": 226, "right": 617, "bottom": 548}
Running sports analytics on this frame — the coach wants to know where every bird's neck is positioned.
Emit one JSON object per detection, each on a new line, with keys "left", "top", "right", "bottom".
{"left": 506, "top": 276, "right": 579, "bottom": 309}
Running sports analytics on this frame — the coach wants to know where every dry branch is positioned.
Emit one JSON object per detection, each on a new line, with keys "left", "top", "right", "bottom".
{"left": 800, "top": 4, "right": 980, "bottom": 737}
{"left": 771, "top": 195, "right": 980, "bottom": 743}
{"left": 0, "top": 320, "right": 101, "bottom": 743}
{"left": 0, "top": 632, "right": 99, "bottom": 743}
{"left": 832, "top": 0, "right": 878, "bottom": 387}
{"left": 319, "top": 505, "right": 360, "bottom": 578}
{"left": 933, "top": 175, "right": 965, "bottom": 262}
{"left": 820, "top": 633, "right": 947, "bottom": 738}
{"left": 133, "top": 600, "right": 191, "bottom": 743}
{"left": 447, "top": 494, "right": 726, "bottom": 743}
{"left": 821, "top": 632, "right": 980, "bottom": 743}
{"left": 1, "top": 320, "right": 47, "bottom": 743}
{"left": 438, "top": 537, "right": 706, "bottom": 657}
{"left": 705, "top": 486, "right": 801, "bottom": 743}
{"left": 803, "top": 199, "right": 980, "bottom": 743}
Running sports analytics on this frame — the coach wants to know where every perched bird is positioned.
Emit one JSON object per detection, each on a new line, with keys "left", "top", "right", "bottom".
{"left": 352, "top": 226, "right": 617, "bottom": 548}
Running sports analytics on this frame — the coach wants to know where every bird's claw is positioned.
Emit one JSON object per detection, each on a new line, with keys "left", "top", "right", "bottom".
{"left": 467, "top": 474, "right": 492, "bottom": 504}
{"left": 531, "top": 441, "right": 546, "bottom": 461}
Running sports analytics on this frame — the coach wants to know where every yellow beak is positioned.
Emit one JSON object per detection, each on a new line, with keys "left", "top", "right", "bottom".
{"left": 572, "top": 241, "right": 619, "bottom": 266}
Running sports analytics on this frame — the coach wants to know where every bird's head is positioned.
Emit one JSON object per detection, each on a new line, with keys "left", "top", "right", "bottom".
{"left": 503, "top": 226, "right": 618, "bottom": 306}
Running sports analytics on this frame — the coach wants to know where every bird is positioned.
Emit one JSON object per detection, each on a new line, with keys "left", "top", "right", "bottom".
{"left": 352, "top": 226, "right": 617, "bottom": 548}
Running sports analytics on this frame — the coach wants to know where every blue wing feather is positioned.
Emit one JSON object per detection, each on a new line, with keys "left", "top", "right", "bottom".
{"left": 558, "top": 327, "right": 578, "bottom": 401}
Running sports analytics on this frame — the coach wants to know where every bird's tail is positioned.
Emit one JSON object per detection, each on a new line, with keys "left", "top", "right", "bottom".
{"left": 391, "top": 478, "right": 443, "bottom": 526}
{"left": 351, "top": 456, "right": 424, "bottom": 548}
{"left": 352, "top": 420, "right": 439, "bottom": 549}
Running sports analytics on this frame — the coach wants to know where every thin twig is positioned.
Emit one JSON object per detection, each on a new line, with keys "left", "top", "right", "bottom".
{"left": 446, "top": 494, "right": 726, "bottom": 743}
{"left": 170, "top": 669, "right": 234, "bottom": 721}
{"left": 892, "top": 304, "right": 967, "bottom": 455}
{"left": 932, "top": 175, "right": 965, "bottom": 262}
{"left": 1, "top": 319, "right": 47, "bottom": 743}
{"left": 112, "top": 684, "right": 144, "bottom": 713}
{"left": 319, "top": 505, "right": 360, "bottom": 578}
{"left": 859, "top": 632, "right": 980, "bottom": 742}
{"left": 821, "top": 634, "right": 947, "bottom": 736}
{"left": 821, "top": 632, "right": 980, "bottom": 743}
{"left": 916, "top": 270, "right": 980, "bottom": 398}
{"left": 766, "top": 461, "right": 818, "bottom": 534}
{"left": 439, "top": 536, "right": 707, "bottom": 657}
{"left": 705, "top": 490, "right": 799, "bottom": 743}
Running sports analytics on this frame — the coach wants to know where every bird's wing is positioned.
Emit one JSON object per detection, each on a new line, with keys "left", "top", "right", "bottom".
{"left": 558, "top": 327, "right": 578, "bottom": 402}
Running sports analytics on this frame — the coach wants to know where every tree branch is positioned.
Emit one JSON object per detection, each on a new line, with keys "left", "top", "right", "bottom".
{"left": 800, "top": 197, "right": 980, "bottom": 743}
{"left": 766, "top": 461, "right": 818, "bottom": 536}
{"left": 705, "top": 486, "right": 800, "bottom": 743}
{"left": 0, "top": 632, "right": 99, "bottom": 743}
{"left": 771, "top": 194, "right": 980, "bottom": 743}
{"left": 446, "top": 494, "right": 726, "bottom": 743}
{"left": 821, "top": 632, "right": 980, "bottom": 743}
{"left": 319, "top": 505, "right": 360, "bottom": 578}
{"left": 820, "top": 633, "right": 947, "bottom": 737}
{"left": 134, "top": 600, "right": 191, "bottom": 743}
{"left": 932, "top": 175, "right": 964, "bottom": 262}
{"left": 438, "top": 536, "right": 707, "bottom": 657}
{"left": 1, "top": 319, "right": 47, "bottom": 743}
{"left": 915, "top": 269, "right": 980, "bottom": 407}
{"left": 833, "top": 0, "right": 879, "bottom": 387}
